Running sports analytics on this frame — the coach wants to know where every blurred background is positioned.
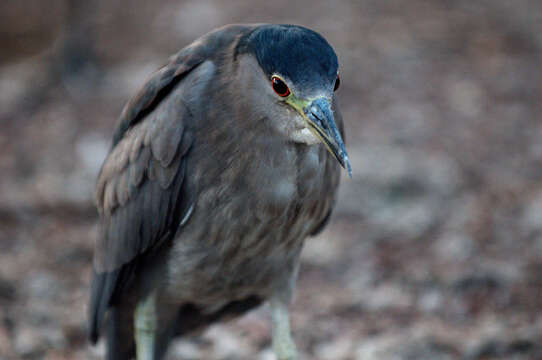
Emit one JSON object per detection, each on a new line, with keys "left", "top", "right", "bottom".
{"left": 1, "top": 0, "right": 542, "bottom": 359}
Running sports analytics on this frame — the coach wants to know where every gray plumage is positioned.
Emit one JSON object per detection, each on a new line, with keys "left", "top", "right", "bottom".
{"left": 89, "top": 24, "right": 348, "bottom": 360}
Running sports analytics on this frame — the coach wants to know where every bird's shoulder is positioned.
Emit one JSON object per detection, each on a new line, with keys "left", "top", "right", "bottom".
{"left": 110, "top": 24, "right": 260, "bottom": 146}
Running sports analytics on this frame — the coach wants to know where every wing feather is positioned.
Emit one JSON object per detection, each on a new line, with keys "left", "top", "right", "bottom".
{"left": 88, "top": 23, "right": 259, "bottom": 344}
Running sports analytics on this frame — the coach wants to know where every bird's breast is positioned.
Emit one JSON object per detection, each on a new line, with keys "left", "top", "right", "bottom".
{"left": 166, "top": 140, "right": 335, "bottom": 304}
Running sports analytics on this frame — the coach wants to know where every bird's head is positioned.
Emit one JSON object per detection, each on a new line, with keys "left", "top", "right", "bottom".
{"left": 235, "top": 24, "right": 351, "bottom": 177}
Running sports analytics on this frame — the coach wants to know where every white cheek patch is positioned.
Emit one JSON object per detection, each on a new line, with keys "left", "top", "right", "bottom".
{"left": 283, "top": 111, "right": 321, "bottom": 145}
{"left": 290, "top": 128, "right": 320, "bottom": 144}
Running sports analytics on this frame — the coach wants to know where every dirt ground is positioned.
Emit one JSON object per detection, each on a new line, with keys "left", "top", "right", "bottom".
{"left": 1, "top": 1, "right": 542, "bottom": 359}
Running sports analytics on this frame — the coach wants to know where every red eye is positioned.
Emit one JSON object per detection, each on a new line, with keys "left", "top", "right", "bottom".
{"left": 271, "top": 76, "right": 290, "bottom": 97}
{"left": 334, "top": 74, "right": 340, "bottom": 91}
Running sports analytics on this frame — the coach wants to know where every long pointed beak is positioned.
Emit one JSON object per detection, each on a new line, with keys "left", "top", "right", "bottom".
{"left": 304, "top": 98, "right": 352, "bottom": 177}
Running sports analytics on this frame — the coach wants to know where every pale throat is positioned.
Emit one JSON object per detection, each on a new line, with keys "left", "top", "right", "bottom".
{"left": 290, "top": 128, "right": 321, "bottom": 145}
{"left": 286, "top": 109, "right": 321, "bottom": 145}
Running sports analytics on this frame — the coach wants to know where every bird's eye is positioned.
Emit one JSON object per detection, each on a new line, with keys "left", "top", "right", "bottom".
{"left": 334, "top": 74, "right": 341, "bottom": 91}
{"left": 271, "top": 76, "right": 290, "bottom": 97}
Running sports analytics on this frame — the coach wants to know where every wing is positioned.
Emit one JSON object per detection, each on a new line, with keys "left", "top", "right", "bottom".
{"left": 88, "top": 24, "right": 258, "bottom": 343}
{"left": 88, "top": 81, "right": 194, "bottom": 344}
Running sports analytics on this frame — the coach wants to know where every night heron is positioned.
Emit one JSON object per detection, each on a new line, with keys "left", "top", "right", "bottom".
{"left": 88, "top": 24, "right": 351, "bottom": 360}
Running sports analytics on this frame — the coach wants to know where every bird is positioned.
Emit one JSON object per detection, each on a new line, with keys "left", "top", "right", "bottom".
{"left": 88, "top": 23, "right": 351, "bottom": 360}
